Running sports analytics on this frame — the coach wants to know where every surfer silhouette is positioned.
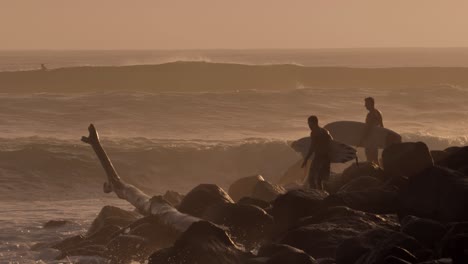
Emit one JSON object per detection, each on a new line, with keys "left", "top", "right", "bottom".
{"left": 360, "top": 97, "right": 383, "bottom": 164}
{"left": 40, "top": 64, "right": 47, "bottom": 71}
{"left": 301, "top": 115, "right": 332, "bottom": 190}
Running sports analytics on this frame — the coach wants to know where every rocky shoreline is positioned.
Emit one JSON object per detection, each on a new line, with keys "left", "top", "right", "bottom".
{"left": 37, "top": 141, "right": 468, "bottom": 264}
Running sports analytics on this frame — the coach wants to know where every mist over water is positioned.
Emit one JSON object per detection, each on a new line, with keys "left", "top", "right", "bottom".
{"left": 1, "top": 49, "right": 467, "bottom": 263}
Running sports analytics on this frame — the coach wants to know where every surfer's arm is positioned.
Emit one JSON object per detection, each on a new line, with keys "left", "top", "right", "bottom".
{"left": 302, "top": 137, "right": 315, "bottom": 167}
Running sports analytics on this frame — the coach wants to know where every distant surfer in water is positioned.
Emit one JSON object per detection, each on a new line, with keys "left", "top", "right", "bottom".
{"left": 301, "top": 115, "right": 332, "bottom": 190}
{"left": 360, "top": 97, "right": 383, "bottom": 164}
{"left": 40, "top": 64, "right": 47, "bottom": 71}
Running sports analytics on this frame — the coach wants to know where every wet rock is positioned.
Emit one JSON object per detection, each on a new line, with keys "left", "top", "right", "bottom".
{"left": 438, "top": 146, "right": 468, "bottom": 174}
{"left": 51, "top": 235, "right": 86, "bottom": 252}
{"left": 340, "top": 162, "right": 384, "bottom": 186}
{"left": 148, "top": 221, "right": 251, "bottom": 264}
{"left": 337, "top": 228, "right": 425, "bottom": 264}
{"left": 106, "top": 234, "right": 153, "bottom": 263}
{"left": 271, "top": 189, "right": 328, "bottom": 235}
{"left": 125, "top": 215, "right": 180, "bottom": 248}
{"left": 439, "top": 222, "right": 468, "bottom": 264}
{"left": 337, "top": 176, "right": 383, "bottom": 193}
{"left": 252, "top": 180, "right": 286, "bottom": 202}
{"left": 258, "top": 243, "right": 317, "bottom": 264}
{"left": 280, "top": 206, "right": 399, "bottom": 259}
{"left": 237, "top": 196, "right": 271, "bottom": 210}
{"left": 229, "top": 175, "right": 265, "bottom": 202}
{"left": 382, "top": 142, "right": 434, "bottom": 181}
{"left": 398, "top": 166, "right": 468, "bottom": 222}
{"left": 400, "top": 215, "right": 447, "bottom": 250}
{"left": 43, "top": 220, "right": 72, "bottom": 229}
{"left": 324, "top": 189, "right": 399, "bottom": 214}
{"left": 87, "top": 206, "right": 140, "bottom": 236}
{"left": 178, "top": 184, "right": 234, "bottom": 218}
{"left": 202, "top": 203, "right": 274, "bottom": 247}
{"left": 163, "top": 190, "right": 184, "bottom": 208}
{"left": 431, "top": 150, "right": 450, "bottom": 165}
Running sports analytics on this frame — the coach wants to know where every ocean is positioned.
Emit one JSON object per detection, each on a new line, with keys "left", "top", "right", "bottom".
{"left": 1, "top": 49, "right": 467, "bottom": 263}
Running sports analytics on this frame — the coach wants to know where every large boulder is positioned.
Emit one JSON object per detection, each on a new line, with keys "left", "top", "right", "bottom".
{"left": 324, "top": 189, "right": 399, "bottom": 214}
{"left": 337, "top": 228, "right": 427, "bottom": 264}
{"left": 271, "top": 189, "right": 328, "bottom": 235}
{"left": 162, "top": 190, "right": 185, "bottom": 208}
{"left": 148, "top": 221, "right": 251, "bottom": 264}
{"left": 257, "top": 244, "right": 317, "bottom": 264}
{"left": 337, "top": 176, "right": 384, "bottom": 193}
{"left": 382, "top": 142, "right": 434, "bottom": 181}
{"left": 439, "top": 222, "right": 468, "bottom": 263}
{"left": 340, "top": 162, "right": 384, "bottom": 186}
{"left": 400, "top": 216, "right": 447, "bottom": 250}
{"left": 201, "top": 203, "right": 274, "bottom": 247}
{"left": 229, "top": 175, "right": 265, "bottom": 202}
{"left": 279, "top": 206, "right": 399, "bottom": 259}
{"left": 438, "top": 146, "right": 468, "bottom": 174}
{"left": 87, "top": 206, "right": 140, "bottom": 236}
{"left": 398, "top": 166, "right": 468, "bottom": 222}
{"left": 252, "top": 180, "right": 286, "bottom": 202}
{"left": 178, "top": 184, "right": 234, "bottom": 217}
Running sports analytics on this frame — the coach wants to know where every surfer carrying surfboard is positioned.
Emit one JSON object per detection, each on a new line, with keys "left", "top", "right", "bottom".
{"left": 360, "top": 97, "right": 384, "bottom": 164}
{"left": 301, "top": 115, "right": 332, "bottom": 190}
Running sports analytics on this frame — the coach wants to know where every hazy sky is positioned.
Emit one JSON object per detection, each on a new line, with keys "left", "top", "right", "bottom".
{"left": 1, "top": 0, "right": 468, "bottom": 50}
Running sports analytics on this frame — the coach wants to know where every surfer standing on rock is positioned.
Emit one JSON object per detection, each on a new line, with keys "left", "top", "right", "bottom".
{"left": 301, "top": 115, "right": 332, "bottom": 190}
{"left": 360, "top": 97, "right": 384, "bottom": 164}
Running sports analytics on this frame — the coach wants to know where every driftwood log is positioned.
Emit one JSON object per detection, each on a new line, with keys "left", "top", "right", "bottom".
{"left": 81, "top": 124, "right": 200, "bottom": 233}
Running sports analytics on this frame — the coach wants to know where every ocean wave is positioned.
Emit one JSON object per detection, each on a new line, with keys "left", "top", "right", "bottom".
{"left": 0, "top": 131, "right": 466, "bottom": 201}
{"left": 1, "top": 61, "right": 468, "bottom": 93}
{"left": 0, "top": 137, "right": 299, "bottom": 201}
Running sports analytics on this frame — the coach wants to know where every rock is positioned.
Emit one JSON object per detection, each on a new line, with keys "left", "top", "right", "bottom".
{"left": 121, "top": 214, "right": 180, "bottom": 248}
{"left": 237, "top": 196, "right": 271, "bottom": 209}
{"left": 229, "top": 175, "right": 265, "bottom": 202}
{"left": 400, "top": 215, "right": 447, "bottom": 250}
{"left": 43, "top": 220, "right": 72, "bottom": 229}
{"left": 438, "top": 146, "right": 468, "bottom": 174}
{"left": 148, "top": 221, "right": 251, "bottom": 264}
{"left": 340, "top": 162, "right": 384, "bottom": 186}
{"left": 337, "top": 176, "right": 383, "bottom": 193}
{"left": 398, "top": 166, "right": 468, "bottom": 222}
{"left": 324, "top": 189, "right": 399, "bottom": 214}
{"left": 431, "top": 150, "right": 450, "bottom": 165}
{"left": 178, "top": 184, "right": 234, "bottom": 218}
{"left": 337, "top": 228, "right": 425, "bottom": 264}
{"left": 86, "top": 206, "right": 140, "bottom": 236}
{"left": 252, "top": 180, "right": 286, "bottom": 202}
{"left": 440, "top": 222, "right": 468, "bottom": 264}
{"left": 258, "top": 244, "right": 317, "bottom": 264}
{"left": 202, "top": 203, "right": 274, "bottom": 247}
{"left": 51, "top": 235, "right": 86, "bottom": 252}
{"left": 163, "top": 190, "right": 185, "bottom": 208}
{"left": 271, "top": 189, "right": 328, "bottom": 235}
{"left": 106, "top": 235, "right": 153, "bottom": 263}
{"left": 280, "top": 206, "right": 399, "bottom": 259}
{"left": 382, "top": 142, "right": 434, "bottom": 181}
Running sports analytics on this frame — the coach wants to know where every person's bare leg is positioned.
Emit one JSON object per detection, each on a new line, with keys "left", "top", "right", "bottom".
{"left": 365, "top": 147, "right": 379, "bottom": 164}
{"left": 82, "top": 124, "right": 199, "bottom": 232}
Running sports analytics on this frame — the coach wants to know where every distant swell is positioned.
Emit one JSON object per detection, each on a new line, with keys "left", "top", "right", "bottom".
{"left": 1, "top": 61, "right": 468, "bottom": 93}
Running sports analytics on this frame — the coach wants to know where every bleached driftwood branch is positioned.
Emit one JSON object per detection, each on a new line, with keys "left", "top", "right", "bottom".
{"left": 81, "top": 124, "right": 199, "bottom": 232}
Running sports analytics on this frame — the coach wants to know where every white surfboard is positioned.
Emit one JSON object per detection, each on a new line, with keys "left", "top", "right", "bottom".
{"left": 324, "top": 121, "right": 401, "bottom": 149}
{"left": 290, "top": 137, "right": 357, "bottom": 163}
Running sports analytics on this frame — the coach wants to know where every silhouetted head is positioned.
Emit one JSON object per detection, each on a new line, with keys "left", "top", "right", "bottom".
{"left": 365, "top": 97, "right": 375, "bottom": 111}
{"left": 308, "top": 115, "right": 319, "bottom": 130}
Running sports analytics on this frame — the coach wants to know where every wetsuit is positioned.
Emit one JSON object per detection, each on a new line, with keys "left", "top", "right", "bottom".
{"left": 307, "top": 127, "right": 332, "bottom": 190}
